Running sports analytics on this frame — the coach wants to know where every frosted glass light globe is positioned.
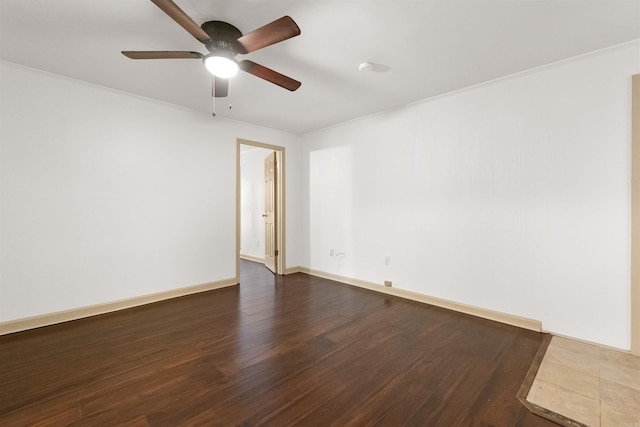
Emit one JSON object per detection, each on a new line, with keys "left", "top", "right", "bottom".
{"left": 204, "top": 56, "right": 239, "bottom": 78}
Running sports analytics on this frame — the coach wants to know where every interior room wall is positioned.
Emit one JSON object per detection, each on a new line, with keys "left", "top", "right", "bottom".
{"left": 240, "top": 146, "right": 274, "bottom": 261}
{"left": 2, "top": 42, "right": 637, "bottom": 351}
{"left": 300, "top": 42, "right": 640, "bottom": 350}
{"left": 0, "top": 61, "right": 300, "bottom": 323}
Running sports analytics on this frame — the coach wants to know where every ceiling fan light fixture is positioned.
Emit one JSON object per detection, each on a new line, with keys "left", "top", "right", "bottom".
{"left": 204, "top": 55, "right": 239, "bottom": 78}
{"left": 122, "top": 1, "right": 302, "bottom": 96}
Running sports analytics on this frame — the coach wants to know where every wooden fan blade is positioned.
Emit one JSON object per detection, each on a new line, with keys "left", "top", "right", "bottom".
{"left": 236, "top": 16, "right": 300, "bottom": 54}
{"left": 214, "top": 77, "right": 229, "bottom": 98}
{"left": 150, "top": 0, "right": 211, "bottom": 44}
{"left": 122, "top": 51, "right": 203, "bottom": 59}
{"left": 239, "top": 60, "right": 301, "bottom": 92}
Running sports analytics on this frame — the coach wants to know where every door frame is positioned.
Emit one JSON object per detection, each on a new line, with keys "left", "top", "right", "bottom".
{"left": 236, "top": 138, "right": 286, "bottom": 280}
{"left": 631, "top": 74, "right": 639, "bottom": 356}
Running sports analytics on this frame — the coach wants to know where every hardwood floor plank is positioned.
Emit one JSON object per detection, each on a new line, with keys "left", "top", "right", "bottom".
{"left": 0, "top": 260, "right": 556, "bottom": 426}
{"left": 0, "top": 396, "right": 81, "bottom": 427}
{"left": 405, "top": 351, "right": 497, "bottom": 426}
{"left": 466, "top": 331, "right": 545, "bottom": 427}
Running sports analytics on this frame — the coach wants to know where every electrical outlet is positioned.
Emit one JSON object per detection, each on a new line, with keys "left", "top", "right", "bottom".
{"left": 330, "top": 249, "right": 334, "bottom": 257}
{"left": 384, "top": 281, "right": 392, "bottom": 287}
{"left": 384, "top": 256, "right": 391, "bottom": 265}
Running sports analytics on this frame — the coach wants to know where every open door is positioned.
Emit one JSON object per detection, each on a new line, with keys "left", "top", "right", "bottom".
{"left": 264, "top": 151, "right": 277, "bottom": 273}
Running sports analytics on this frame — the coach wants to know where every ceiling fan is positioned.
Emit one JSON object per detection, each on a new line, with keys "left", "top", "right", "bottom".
{"left": 122, "top": 0, "right": 301, "bottom": 98}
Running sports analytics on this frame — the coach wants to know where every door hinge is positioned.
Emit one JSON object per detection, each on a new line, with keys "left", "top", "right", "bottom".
{"left": 275, "top": 250, "right": 279, "bottom": 256}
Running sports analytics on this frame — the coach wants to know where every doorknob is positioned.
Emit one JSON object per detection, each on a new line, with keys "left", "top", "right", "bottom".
{"left": 262, "top": 214, "right": 267, "bottom": 217}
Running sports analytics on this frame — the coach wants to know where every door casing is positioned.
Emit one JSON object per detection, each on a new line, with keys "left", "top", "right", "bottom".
{"left": 236, "top": 139, "right": 286, "bottom": 281}
{"left": 631, "top": 74, "right": 640, "bottom": 356}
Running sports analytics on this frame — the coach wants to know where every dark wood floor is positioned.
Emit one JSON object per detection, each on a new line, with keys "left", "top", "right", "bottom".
{"left": 0, "top": 260, "right": 557, "bottom": 426}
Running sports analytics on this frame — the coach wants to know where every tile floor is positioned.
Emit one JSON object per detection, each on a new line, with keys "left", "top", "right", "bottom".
{"left": 526, "top": 336, "right": 640, "bottom": 427}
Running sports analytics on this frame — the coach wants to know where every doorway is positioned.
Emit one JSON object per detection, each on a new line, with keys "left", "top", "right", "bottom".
{"left": 236, "top": 139, "right": 286, "bottom": 280}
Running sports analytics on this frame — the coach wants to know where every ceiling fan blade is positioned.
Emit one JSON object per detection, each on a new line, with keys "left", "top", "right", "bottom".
{"left": 239, "top": 60, "right": 301, "bottom": 92}
{"left": 214, "top": 76, "right": 229, "bottom": 98}
{"left": 150, "top": 0, "right": 211, "bottom": 44}
{"left": 122, "top": 51, "right": 203, "bottom": 59}
{"left": 236, "top": 16, "right": 300, "bottom": 54}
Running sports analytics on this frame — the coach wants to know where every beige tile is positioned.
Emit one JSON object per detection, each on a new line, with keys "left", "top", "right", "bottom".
{"left": 601, "top": 400, "right": 640, "bottom": 427}
{"left": 600, "top": 348, "right": 640, "bottom": 392}
{"left": 544, "top": 337, "right": 600, "bottom": 376}
{"left": 535, "top": 360, "right": 600, "bottom": 399}
{"left": 528, "top": 336, "right": 640, "bottom": 427}
{"left": 527, "top": 378, "right": 600, "bottom": 427}
{"left": 600, "top": 379, "right": 640, "bottom": 415}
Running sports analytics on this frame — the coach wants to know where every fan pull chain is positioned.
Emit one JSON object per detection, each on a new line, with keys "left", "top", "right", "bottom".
{"left": 211, "top": 78, "right": 217, "bottom": 117}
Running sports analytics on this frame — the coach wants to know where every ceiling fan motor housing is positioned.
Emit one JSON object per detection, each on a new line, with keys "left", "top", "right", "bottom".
{"left": 201, "top": 21, "right": 244, "bottom": 55}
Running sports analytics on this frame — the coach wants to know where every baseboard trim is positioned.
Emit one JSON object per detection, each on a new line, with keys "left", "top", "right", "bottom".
{"left": 284, "top": 266, "right": 304, "bottom": 275}
{"left": 541, "top": 330, "right": 629, "bottom": 354}
{"left": 0, "top": 278, "right": 238, "bottom": 336}
{"left": 240, "top": 254, "right": 265, "bottom": 263}
{"left": 299, "top": 267, "right": 542, "bottom": 332}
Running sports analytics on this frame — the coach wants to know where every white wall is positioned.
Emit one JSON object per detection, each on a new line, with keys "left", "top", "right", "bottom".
{"left": 0, "top": 62, "right": 300, "bottom": 323}
{"left": 300, "top": 42, "right": 640, "bottom": 350}
{"left": 2, "top": 42, "right": 638, "bottom": 350}
{"left": 240, "top": 146, "right": 274, "bottom": 260}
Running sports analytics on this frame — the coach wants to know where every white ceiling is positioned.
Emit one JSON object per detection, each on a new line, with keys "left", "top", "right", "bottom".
{"left": 1, "top": 0, "right": 639, "bottom": 134}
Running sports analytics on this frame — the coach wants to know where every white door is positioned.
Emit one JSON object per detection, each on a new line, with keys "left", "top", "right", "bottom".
{"left": 264, "top": 151, "right": 277, "bottom": 273}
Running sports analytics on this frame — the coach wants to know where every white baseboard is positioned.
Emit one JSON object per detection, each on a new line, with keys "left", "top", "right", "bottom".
{"left": 543, "top": 330, "right": 629, "bottom": 354}
{"left": 240, "top": 254, "right": 265, "bottom": 263}
{"left": 2, "top": 269, "right": 542, "bottom": 336}
{"left": 0, "top": 278, "right": 238, "bottom": 336}
{"left": 298, "top": 267, "right": 542, "bottom": 332}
